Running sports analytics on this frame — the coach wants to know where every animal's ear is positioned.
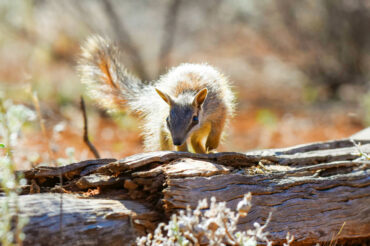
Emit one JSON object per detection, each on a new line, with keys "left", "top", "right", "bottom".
{"left": 193, "top": 88, "right": 208, "bottom": 108}
{"left": 155, "top": 88, "right": 173, "bottom": 105}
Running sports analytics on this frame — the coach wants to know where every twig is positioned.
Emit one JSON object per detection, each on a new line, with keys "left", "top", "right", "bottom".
{"left": 283, "top": 232, "right": 294, "bottom": 246}
{"left": 350, "top": 139, "right": 370, "bottom": 160}
{"left": 158, "top": 0, "right": 183, "bottom": 76}
{"left": 101, "top": 0, "right": 149, "bottom": 81}
{"left": 80, "top": 96, "right": 100, "bottom": 158}
{"left": 222, "top": 217, "right": 236, "bottom": 245}
{"left": 329, "top": 222, "right": 345, "bottom": 246}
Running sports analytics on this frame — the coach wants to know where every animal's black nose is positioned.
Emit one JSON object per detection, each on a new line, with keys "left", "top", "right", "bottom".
{"left": 173, "top": 139, "right": 182, "bottom": 146}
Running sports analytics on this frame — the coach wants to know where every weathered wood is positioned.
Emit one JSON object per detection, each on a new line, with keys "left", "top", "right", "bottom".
{"left": 163, "top": 160, "right": 370, "bottom": 244}
{"left": 8, "top": 137, "right": 370, "bottom": 245}
{"left": 351, "top": 127, "right": 370, "bottom": 140}
{"left": 263, "top": 138, "right": 370, "bottom": 155}
{"left": 96, "top": 151, "right": 256, "bottom": 175}
{"left": 95, "top": 141, "right": 370, "bottom": 176}
{"left": 75, "top": 174, "right": 127, "bottom": 189}
{"left": 23, "top": 158, "right": 116, "bottom": 179}
{"left": 3, "top": 193, "right": 160, "bottom": 246}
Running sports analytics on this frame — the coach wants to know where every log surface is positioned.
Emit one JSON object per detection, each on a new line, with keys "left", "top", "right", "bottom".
{"left": 163, "top": 160, "right": 370, "bottom": 244}
{"left": 6, "top": 137, "right": 370, "bottom": 245}
{"left": 4, "top": 193, "right": 159, "bottom": 246}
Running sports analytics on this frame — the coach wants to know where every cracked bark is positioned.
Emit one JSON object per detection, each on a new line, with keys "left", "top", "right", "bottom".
{"left": 3, "top": 134, "right": 370, "bottom": 245}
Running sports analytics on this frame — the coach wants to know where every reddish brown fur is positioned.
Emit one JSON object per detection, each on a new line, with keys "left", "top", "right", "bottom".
{"left": 79, "top": 36, "right": 235, "bottom": 153}
{"left": 99, "top": 58, "right": 117, "bottom": 89}
{"left": 98, "top": 54, "right": 127, "bottom": 108}
{"left": 173, "top": 73, "right": 204, "bottom": 97}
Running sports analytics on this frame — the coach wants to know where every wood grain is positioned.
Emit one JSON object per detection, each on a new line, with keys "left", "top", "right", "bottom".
{"left": 8, "top": 137, "right": 370, "bottom": 245}
{"left": 3, "top": 193, "right": 159, "bottom": 246}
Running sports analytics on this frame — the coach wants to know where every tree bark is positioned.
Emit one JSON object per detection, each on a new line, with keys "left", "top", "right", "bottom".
{"left": 9, "top": 194, "right": 159, "bottom": 246}
{"left": 6, "top": 136, "right": 370, "bottom": 245}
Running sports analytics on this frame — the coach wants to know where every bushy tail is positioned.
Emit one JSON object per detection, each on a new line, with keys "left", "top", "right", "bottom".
{"left": 78, "top": 35, "right": 147, "bottom": 112}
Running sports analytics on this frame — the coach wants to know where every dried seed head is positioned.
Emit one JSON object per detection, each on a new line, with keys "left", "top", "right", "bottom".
{"left": 207, "top": 220, "right": 219, "bottom": 232}
{"left": 237, "top": 193, "right": 252, "bottom": 217}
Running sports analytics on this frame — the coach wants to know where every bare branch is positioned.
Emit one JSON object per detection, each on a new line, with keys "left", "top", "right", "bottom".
{"left": 80, "top": 96, "right": 100, "bottom": 159}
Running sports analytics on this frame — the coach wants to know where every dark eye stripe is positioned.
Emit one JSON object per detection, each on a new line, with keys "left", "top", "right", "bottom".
{"left": 185, "top": 115, "right": 199, "bottom": 133}
{"left": 166, "top": 117, "right": 170, "bottom": 127}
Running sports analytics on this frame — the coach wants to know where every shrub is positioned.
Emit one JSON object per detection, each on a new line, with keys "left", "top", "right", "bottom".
{"left": 137, "top": 193, "right": 293, "bottom": 246}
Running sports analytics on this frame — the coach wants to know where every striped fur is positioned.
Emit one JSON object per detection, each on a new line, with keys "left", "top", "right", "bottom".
{"left": 78, "top": 36, "right": 235, "bottom": 153}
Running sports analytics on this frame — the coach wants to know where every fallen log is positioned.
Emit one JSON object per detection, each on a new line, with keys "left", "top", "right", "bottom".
{"left": 4, "top": 135, "right": 370, "bottom": 245}
{"left": 12, "top": 193, "right": 159, "bottom": 246}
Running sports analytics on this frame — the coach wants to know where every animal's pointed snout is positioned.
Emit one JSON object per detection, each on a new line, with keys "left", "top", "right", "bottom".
{"left": 173, "top": 138, "right": 183, "bottom": 146}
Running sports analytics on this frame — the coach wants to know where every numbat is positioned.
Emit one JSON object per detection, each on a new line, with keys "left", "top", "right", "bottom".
{"left": 78, "top": 36, "right": 235, "bottom": 153}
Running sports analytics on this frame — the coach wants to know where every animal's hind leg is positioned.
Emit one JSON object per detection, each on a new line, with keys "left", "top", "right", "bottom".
{"left": 205, "top": 119, "right": 225, "bottom": 152}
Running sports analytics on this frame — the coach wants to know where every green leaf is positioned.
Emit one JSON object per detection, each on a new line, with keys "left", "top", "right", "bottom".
{"left": 0, "top": 143, "right": 4, "bottom": 148}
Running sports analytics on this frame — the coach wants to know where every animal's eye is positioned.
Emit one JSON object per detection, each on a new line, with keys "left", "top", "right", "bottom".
{"left": 192, "top": 116, "right": 199, "bottom": 123}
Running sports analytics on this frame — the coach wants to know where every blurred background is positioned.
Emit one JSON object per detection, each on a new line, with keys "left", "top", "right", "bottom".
{"left": 0, "top": 0, "right": 369, "bottom": 169}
